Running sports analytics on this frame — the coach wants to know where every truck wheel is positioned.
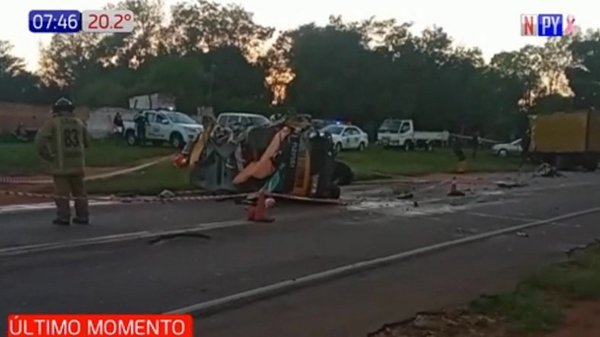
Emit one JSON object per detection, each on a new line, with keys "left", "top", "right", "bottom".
{"left": 125, "top": 131, "right": 136, "bottom": 146}
{"left": 358, "top": 142, "right": 366, "bottom": 151}
{"left": 333, "top": 161, "right": 354, "bottom": 186}
{"left": 404, "top": 141, "right": 414, "bottom": 152}
{"left": 170, "top": 133, "right": 184, "bottom": 149}
{"left": 582, "top": 156, "right": 599, "bottom": 172}
{"left": 555, "top": 155, "right": 575, "bottom": 171}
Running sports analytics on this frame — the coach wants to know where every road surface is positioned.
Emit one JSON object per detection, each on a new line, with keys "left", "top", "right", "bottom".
{"left": 2, "top": 172, "right": 600, "bottom": 337}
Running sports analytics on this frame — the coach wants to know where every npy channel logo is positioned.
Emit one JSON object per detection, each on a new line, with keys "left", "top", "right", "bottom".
{"left": 521, "top": 14, "right": 578, "bottom": 37}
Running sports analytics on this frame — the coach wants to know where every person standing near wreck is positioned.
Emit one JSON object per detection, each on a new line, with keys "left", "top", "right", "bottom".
{"left": 134, "top": 112, "right": 149, "bottom": 145}
{"left": 520, "top": 128, "right": 531, "bottom": 168}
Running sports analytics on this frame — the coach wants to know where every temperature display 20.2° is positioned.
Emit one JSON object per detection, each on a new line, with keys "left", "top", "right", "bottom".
{"left": 82, "top": 10, "right": 135, "bottom": 33}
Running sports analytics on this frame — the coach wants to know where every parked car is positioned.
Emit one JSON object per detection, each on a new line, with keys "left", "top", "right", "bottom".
{"left": 312, "top": 119, "right": 338, "bottom": 130}
{"left": 321, "top": 124, "right": 369, "bottom": 152}
{"left": 492, "top": 139, "right": 523, "bottom": 157}
{"left": 123, "top": 110, "right": 202, "bottom": 148}
{"left": 216, "top": 112, "right": 271, "bottom": 130}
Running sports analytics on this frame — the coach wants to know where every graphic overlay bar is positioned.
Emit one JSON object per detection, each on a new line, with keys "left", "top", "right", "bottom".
{"left": 29, "top": 10, "right": 82, "bottom": 33}
{"left": 520, "top": 13, "right": 578, "bottom": 37}
{"left": 7, "top": 314, "right": 193, "bottom": 337}
{"left": 82, "top": 10, "right": 135, "bottom": 33}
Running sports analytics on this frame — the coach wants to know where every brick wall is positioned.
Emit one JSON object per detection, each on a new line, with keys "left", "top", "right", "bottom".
{"left": 0, "top": 102, "right": 91, "bottom": 133}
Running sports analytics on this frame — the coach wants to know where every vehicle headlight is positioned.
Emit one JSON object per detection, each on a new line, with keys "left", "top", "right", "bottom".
{"left": 186, "top": 127, "right": 200, "bottom": 134}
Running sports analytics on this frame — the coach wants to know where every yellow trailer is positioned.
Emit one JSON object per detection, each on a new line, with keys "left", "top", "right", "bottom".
{"left": 529, "top": 110, "right": 600, "bottom": 171}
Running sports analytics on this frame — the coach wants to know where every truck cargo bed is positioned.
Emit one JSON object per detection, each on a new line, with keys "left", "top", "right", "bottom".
{"left": 530, "top": 111, "right": 600, "bottom": 153}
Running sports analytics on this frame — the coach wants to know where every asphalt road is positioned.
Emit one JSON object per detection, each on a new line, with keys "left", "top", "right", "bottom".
{"left": 2, "top": 172, "right": 600, "bottom": 336}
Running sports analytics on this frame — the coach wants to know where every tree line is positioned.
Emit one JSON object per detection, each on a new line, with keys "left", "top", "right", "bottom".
{"left": 1, "top": 0, "right": 600, "bottom": 140}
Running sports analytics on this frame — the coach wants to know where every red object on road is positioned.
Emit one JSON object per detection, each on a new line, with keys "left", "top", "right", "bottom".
{"left": 246, "top": 191, "right": 274, "bottom": 222}
{"left": 173, "top": 153, "right": 189, "bottom": 168}
{"left": 448, "top": 177, "right": 465, "bottom": 197}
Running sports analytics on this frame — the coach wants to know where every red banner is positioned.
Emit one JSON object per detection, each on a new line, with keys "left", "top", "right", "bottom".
{"left": 7, "top": 314, "right": 193, "bottom": 337}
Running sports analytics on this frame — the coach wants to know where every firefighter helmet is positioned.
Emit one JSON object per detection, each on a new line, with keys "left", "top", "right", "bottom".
{"left": 52, "top": 97, "right": 75, "bottom": 114}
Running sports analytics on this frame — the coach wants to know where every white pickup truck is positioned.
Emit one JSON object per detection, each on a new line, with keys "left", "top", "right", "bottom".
{"left": 123, "top": 109, "right": 203, "bottom": 148}
{"left": 377, "top": 119, "right": 449, "bottom": 151}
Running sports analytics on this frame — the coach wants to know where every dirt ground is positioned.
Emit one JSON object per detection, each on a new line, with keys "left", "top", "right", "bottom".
{"left": 543, "top": 301, "right": 600, "bottom": 337}
{"left": 371, "top": 301, "right": 600, "bottom": 337}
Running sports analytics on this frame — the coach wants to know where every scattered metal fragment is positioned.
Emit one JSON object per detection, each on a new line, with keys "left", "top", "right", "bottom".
{"left": 516, "top": 231, "right": 529, "bottom": 238}
{"left": 149, "top": 233, "right": 211, "bottom": 245}
{"left": 495, "top": 181, "right": 527, "bottom": 188}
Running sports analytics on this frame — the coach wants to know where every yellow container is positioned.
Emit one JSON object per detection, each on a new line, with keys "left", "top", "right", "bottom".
{"left": 530, "top": 111, "right": 600, "bottom": 153}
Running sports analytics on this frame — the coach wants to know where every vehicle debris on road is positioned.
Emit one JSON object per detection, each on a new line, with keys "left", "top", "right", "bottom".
{"left": 495, "top": 180, "right": 528, "bottom": 188}
{"left": 396, "top": 192, "right": 414, "bottom": 200}
{"left": 534, "top": 163, "right": 563, "bottom": 178}
{"left": 516, "top": 231, "right": 529, "bottom": 238}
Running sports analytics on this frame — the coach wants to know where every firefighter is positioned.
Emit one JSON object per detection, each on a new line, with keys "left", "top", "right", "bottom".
{"left": 35, "top": 98, "right": 90, "bottom": 226}
{"left": 520, "top": 128, "right": 531, "bottom": 168}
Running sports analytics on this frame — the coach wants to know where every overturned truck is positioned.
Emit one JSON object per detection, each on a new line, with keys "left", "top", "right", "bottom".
{"left": 174, "top": 115, "right": 353, "bottom": 199}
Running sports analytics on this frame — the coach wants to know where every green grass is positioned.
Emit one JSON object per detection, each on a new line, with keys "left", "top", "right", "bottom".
{"left": 339, "top": 146, "right": 522, "bottom": 178}
{"left": 80, "top": 146, "right": 522, "bottom": 195}
{"left": 0, "top": 140, "right": 175, "bottom": 175}
{"left": 470, "top": 247, "right": 600, "bottom": 333}
{"left": 86, "top": 162, "right": 190, "bottom": 195}
{"left": 1, "top": 141, "right": 523, "bottom": 194}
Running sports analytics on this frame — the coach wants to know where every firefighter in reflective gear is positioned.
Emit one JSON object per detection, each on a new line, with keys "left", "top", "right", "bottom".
{"left": 35, "top": 98, "right": 90, "bottom": 226}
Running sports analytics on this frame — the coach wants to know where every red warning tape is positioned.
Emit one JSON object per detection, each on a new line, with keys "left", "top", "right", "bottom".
{"left": 0, "top": 176, "right": 52, "bottom": 185}
{"left": 0, "top": 189, "right": 344, "bottom": 205}
{"left": 0, "top": 189, "right": 248, "bottom": 203}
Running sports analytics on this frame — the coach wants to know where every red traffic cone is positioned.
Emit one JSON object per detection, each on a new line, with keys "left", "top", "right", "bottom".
{"left": 246, "top": 191, "right": 274, "bottom": 222}
{"left": 448, "top": 177, "right": 465, "bottom": 197}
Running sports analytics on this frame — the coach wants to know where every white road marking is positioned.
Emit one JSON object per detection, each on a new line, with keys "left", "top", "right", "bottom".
{"left": 0, "top": 219, "right": 248, "bottom": 256}
{"left": 163, "top": 206, "right": 600, "bottom": 316}
{"left": 0, "top": 209, "right": 340, "bottom": 256}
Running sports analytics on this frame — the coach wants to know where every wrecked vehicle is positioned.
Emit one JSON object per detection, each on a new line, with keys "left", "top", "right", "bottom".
{"left": 174, "top": 114, "right": 354, "bottom": 199}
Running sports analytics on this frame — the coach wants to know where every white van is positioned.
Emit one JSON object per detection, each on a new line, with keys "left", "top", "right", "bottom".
{"left": 216, "top": 112, "right": 270, "bottom": 129}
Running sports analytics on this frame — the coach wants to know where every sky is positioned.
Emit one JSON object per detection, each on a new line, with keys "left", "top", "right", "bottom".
{"left": 1, "top": 0, "right": 598, "bottom": 71}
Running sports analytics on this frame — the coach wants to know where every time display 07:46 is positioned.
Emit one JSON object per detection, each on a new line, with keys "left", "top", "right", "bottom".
{"left": 29, "top": 10, "right": 134, "bottom": 33}
{"left": 29, "top": 10, "right": 81, "bottom": 33}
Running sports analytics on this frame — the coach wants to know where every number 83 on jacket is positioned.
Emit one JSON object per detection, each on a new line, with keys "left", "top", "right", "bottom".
{"left": 28, "top": 10, "right": 134, "bottom": 33}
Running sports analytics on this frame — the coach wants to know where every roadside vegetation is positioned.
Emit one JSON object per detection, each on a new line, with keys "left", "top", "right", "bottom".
{"left": 340, "top": 147, "right": 522, "bottom": 179}
{"left": 85, "top": 162, "right": 189, "bottom": 195}
{"left": 375, "top": 245, "right": 600, "bottom": 337}
{"left": 471, "top": 245, "right": 600, "bottom": 333}
{"left": 0, "top": 140, "right": 523, "bottom": 194}
{"left": 0, "top": 140, "right": 174, "bottom": 175}
{"left": 85, "top": 145, "right": 521, "bottom": 195}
